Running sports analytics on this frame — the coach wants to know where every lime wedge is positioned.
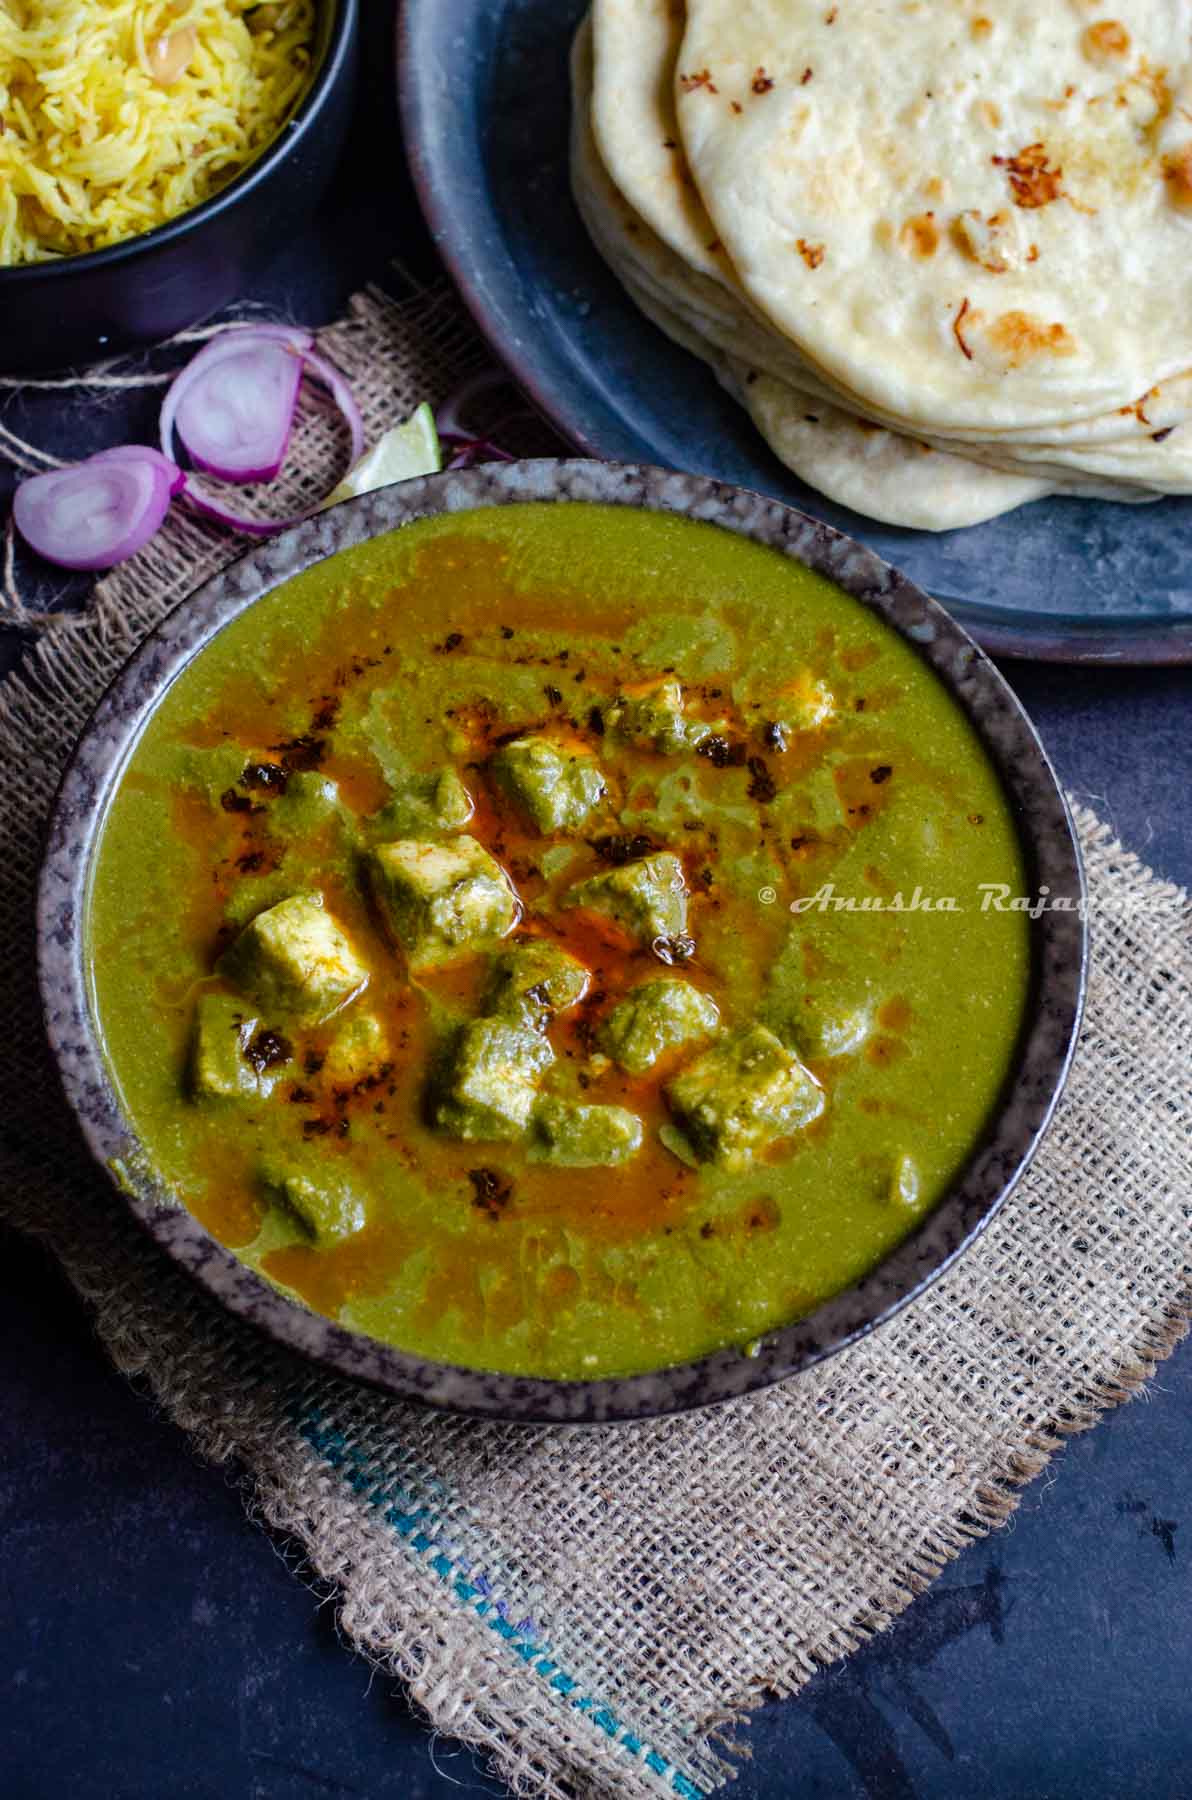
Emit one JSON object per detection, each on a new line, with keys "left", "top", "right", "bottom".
{"left": 321, "top": 401, "right": 442, "bottom": 508}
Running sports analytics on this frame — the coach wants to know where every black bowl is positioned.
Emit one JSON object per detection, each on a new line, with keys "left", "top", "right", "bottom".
{"left": 38, "top": 461, "right": 1088, "bottom": 1424}
{"left": 0, "top": 0, "right": 358, "bottom": 375}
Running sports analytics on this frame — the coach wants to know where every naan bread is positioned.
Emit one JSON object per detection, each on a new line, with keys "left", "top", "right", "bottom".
{"left": 591, "top": 0, "right": 1192, "bottom": 452}
{"left": 575, "top": 17, "right": 1164, "bottom": 511}
{"left": 573, "top": 23, "right": 1095, "bottom": 528}
{"left": 590, "top": 0, "right": 728, "bottom": 284}
{"left": 677, "top": 0, "right": 1192, "bottom": 433}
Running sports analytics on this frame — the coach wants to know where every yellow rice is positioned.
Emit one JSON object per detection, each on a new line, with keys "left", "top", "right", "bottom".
{"left": 0, "top": 0, "right": 317, "bottom": 266}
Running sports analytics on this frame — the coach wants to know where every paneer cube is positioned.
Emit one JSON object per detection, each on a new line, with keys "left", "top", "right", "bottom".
{"left": 369, "top": 767, "right": 474, "bottom": 839}
{"left": 529, "top": 1097, "right": 643, "bottom": 1167}
{"left": 774, "top": 671, "right": 836, "bottom": 734}
{"left": 368, "top": 836, "right": 518, "bottom": 972}
{"left": 217, "top": 892, "right": 368, "bottom": 1024}
{"left": 490, "top": 736, "right": 607, "bottom": 833}
{"left": 605, "top": 677, "right": 702, "bottom": 755}
{"left": 432, "top": 1018, "right": 555, "bottom": 1141}
{"left": 665, "top": 1025, "right": 824, "bottom": 1170}
{"left": 486, "top": 940, "right": 590, "bottom": 1029}
{"left": 278, "top": 1171, "right": 367, "bottom": 1245}
{"left": 779, "top": 998, "right": 871, "bottom": 1060}
{"left": 562, "top": 852, "right": 689, "bottom": 948}
{"left": 189, "top": 992, "right": 291, "bottom": 1101}
{"left": 599, "top": 979, "right": 719, "bottom": 1075}
{"left": 322, "top": 1010, "right": 389, "bottom": 1084}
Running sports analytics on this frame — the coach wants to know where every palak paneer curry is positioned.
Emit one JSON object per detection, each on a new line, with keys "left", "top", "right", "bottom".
{"left": 87, "top": 504, "right": 1030, "bottom": 1378}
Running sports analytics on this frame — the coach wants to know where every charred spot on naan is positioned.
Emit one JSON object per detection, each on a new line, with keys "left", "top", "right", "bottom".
{"left": 899, "top": 213, "right": 940, "bottom": 258}
{"left": 952, "top": 304, "right": 1077, "bottom": 370}
{"left": 987, "top": 312, "right": 1078, "bottom": 368}
{"left": 1162, "top": 145, "right": 1192, "bottom": 206}
{"left": 1081, "top": 20, "right": 1132, "bottom": 66}
{"left": 992, "top": 142, "right": 1066, "bottom": 209}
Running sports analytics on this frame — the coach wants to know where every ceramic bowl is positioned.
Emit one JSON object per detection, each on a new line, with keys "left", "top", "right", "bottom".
{"left": 0, "top": 0, "right": 358, "bottom": 375}
{"left": 37, "top": 461, "right": 1087, "bottom": 1422}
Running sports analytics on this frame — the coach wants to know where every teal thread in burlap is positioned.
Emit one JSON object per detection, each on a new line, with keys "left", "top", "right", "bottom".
{"left": 292, "top": 1399, "right": 710, "bottom": 1798}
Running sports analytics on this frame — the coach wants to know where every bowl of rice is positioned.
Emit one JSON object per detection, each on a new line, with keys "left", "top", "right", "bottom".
{"left": 0, "top": 0, "right": 358, "bottom": 373}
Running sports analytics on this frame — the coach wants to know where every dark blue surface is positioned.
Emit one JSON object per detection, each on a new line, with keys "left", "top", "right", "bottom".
{"left": 401, "top": 0, "right": 1192, "bottom": 662}
{"left": 3, "top": 14, "right": 1191, "bottom": 1797}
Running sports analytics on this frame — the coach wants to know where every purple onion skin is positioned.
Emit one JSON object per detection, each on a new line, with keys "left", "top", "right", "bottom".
{"left": 12, "top": 328, "right": 372, "bottom": 569}
{"left": 157, "top": 327, "right": 363, "bottom": 531}
{"left": 89, "top": 445, "right": 185, "bottom": 495}
{"left": 13, "top": 456, "right": 175, "bottom": 572}
{"left": 176, "top": 474, "right": 301, "bottom": 538}
{"left": 165, "top": 331, "right": 308, "bottom": 487}
{"left": 187, "top": 451, "right": 290, "bottom": 485}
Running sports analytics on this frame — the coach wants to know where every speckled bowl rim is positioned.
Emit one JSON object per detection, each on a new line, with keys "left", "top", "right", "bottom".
{"left": 38, "top": 460, "right": 1087, "bottom": 1424}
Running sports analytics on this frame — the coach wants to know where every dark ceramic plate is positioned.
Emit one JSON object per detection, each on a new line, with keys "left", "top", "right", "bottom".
{"left": 398, "top": 0, "right": 1192, "bottom": 667}
{"left": 39, "top": 462, "right": 1087, "bottom": 1422}
{"left": 0, "top": 0, "right": 358, "bottom": 374}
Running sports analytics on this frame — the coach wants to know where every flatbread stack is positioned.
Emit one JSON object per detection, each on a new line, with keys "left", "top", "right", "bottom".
{"left": 571, "top": 0, "right": 1192, "bottom": 530}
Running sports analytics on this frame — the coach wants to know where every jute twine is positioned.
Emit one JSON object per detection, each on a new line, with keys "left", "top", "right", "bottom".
{"left": 1, "top": 287, "right": 1189, "bottom": 1800}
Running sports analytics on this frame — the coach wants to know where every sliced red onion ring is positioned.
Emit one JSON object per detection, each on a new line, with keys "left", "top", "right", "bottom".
{"left": 161, "top": 327, "right": 311, "bottom": 484}
{"left": 174, "top": 474, "right": 300, "bottom": 538}
{"left": 299, "top": 347, "right": 365, "bottom": 468}
{"left": 90, "top": 444, "right": 185, "bottom": 494}
{"left": 179, "top": 344, "right": 302, "bottom": 483}
{"left": 160, "top": 328, "right": 365, "bottom": 535}
{"left": 13, "top": 452, "right": 175, "bottom": 571}
{"left": 9, "top": 327, "right": 369, "bottom": 573}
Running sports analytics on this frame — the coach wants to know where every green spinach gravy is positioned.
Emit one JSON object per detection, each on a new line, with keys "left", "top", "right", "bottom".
{"left": 88, "top": 505, "right": 1029, "bottom": 1378}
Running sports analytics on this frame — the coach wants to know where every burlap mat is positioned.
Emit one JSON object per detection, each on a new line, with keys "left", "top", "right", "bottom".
{"left": 2, "top": 288, "right": 1190, "bottom": 1800}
